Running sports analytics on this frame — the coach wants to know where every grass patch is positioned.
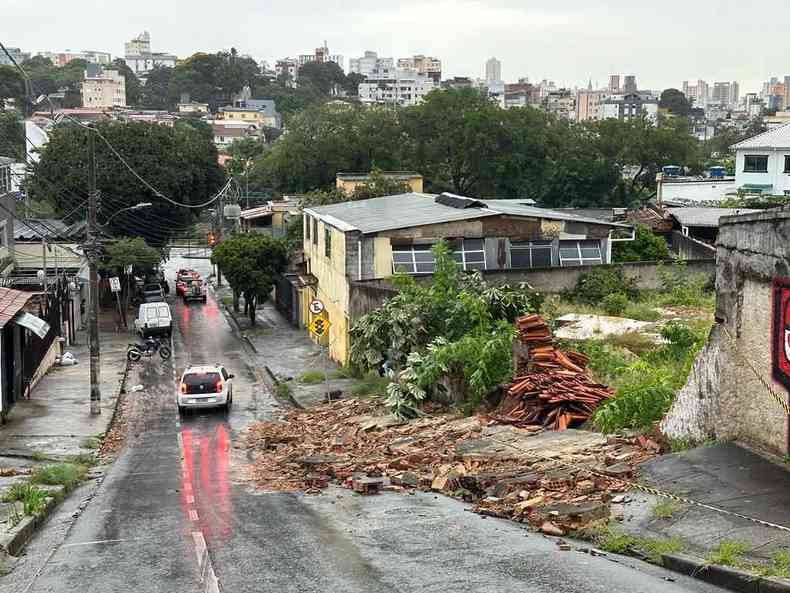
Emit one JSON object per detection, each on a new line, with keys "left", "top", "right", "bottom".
{"left": 650, "top": 500, "right": 683, "bottom": 520}
{"left": 221, "top": 296, "right": 233, "bottom": 307}
{"left": 79, "top": 437, "right": 100, "bottom": 450}
{"left": 622, "top": 303, "right": 662, "bottom": 322}
{"left": 2, "top": 483, "right": 49, "bottom": 515}
{"left": 640, "top": 537, "right": 685, "bottom": 563}
{"left": 30, "top": 463, "right": 87, "bottom": 490}
{"left": 351, "top": 374, "right": 390, "bottom": 398}
{"left": 68, "top": 453, "right": 96, "bottom": 467}
{"left": 605, "top": 332, "right": 655, "bottom": 356}
{"left": 706, "top": 540, "right": 749, "bottom": 566}
{"left": 298, "top": 371, "right": 325, "bottom": 384}
{"left": 330, "top": 366, "right": 355, "bottom": 379}
{"left": 31, "top": 451, "right": 49, "bottom": 462}
{"left": 760, "top": 549, "right": 790, "bottom": 578}
{"left": 274, "top": 381, "right": 293, "bottom": 399}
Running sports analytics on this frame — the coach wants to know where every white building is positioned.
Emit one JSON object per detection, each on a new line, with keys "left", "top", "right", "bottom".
{"left": 39, "top": 50, "right": 111, "bottom": 67}
{"left": 81, "top": 65, "right": 126, "bottom": 108}
{"left": 485, "top": 57, "right": 501, "bottom": 83}
{"left": 0, "top": 47, "right": 29, "bottom": 66}
{"left": 124, "top": 31, "right": 177, "bottom": 75}
{"left": 732, "top": 124, "right": 790, "bottom": 196}
{"left": 600, "top": 93, "right": 658, "bottom": 122}
{"left": 358, "top": 68, "right": 437, "bottom": 107}
{"left": 348, "top": 51, "right": 393, "bottom": 77}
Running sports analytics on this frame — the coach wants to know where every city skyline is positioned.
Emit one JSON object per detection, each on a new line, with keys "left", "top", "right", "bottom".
{"left": 4, "top": 0, "right": 790, "bottom": 94}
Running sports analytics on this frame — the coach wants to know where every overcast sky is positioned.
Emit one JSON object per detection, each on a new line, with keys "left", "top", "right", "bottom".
{"left": 4, "top": 0, "right": 788, "bottom": 93}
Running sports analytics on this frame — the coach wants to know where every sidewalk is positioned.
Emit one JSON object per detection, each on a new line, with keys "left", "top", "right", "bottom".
{"left": 0, "top": 311, "right": 132, "bottom": 460}
{"left": 211, "top": 282, "right": 357, "bottom": 407}
{"left": 618, "top": 442, "right": 790, "bottom": 569}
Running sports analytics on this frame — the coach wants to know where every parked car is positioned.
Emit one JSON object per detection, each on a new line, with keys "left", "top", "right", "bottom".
{"left": 143, "top": 283, "right": 165, "bottom": 303}
{"left": 175, "top": 270, "right": 200, "bottom": 296}
{"left": 177, "top": 364, "right": 234, "bottom": 412}
{"left": 182, "top": 277, "right": 207, "bottom": 303}
{"left": 134, "top": 302, "right": 172, "bottom": 338}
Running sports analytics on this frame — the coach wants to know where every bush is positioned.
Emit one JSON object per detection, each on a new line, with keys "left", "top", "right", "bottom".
{"left": 658, "top": 261, "right": 711, "bottom": 307}
{"left": 31, "top": 463, "right": 87, "bottom": 489}
{"left": 602, "top": 293, "right": 629, "bottom": 316}
{"left": 592, "top": 361, "right": 675, "bottom": 433}
{"left": 574, "top": 267, "right": 639, "bottom": 305}
{"left": 612, "top": 224, "right": 671, "bottom": 263}
{"left": 622, "top": 303, "right": 661, "bottom": 322}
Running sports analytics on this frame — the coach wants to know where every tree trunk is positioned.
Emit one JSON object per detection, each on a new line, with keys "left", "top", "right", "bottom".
{"left": 233, "top": 289, "right": 239, "bottom": 313}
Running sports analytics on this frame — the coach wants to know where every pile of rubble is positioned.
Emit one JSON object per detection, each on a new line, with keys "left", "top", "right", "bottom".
{"left": 495, "top": 315, "right": 614, "bottom": 430}
{"left": 244, "top": 398, "right": 659, "bottom": 531}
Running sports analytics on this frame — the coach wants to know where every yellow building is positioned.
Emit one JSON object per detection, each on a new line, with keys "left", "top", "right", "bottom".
{"left": 336, "top": 172, "right": 424, "bottom": 196}
{"left": 302, "top": 192, "right": 632, "bottom": 364}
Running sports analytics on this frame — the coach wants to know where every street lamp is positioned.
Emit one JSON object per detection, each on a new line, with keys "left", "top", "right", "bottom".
{"left": 99, "top": 202, "right": 152, "bottom": 227}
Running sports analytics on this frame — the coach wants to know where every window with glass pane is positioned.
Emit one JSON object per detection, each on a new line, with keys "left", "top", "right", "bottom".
{"left": 744, "top": 155, "right": 768, "bottom": 172}
{"left": 453, "top": 239, "right": 486, "bottom": 271}
{"left": 305, "top": 215, "right": 311, "bottom": 240}
{"left": 559, "top": 240, "right": 602, "bottom": 267}
{"left": 312, "top": 219, "right": 318, "bottom": 244}
{"left": 324, "top": 227, "right": 331, "bottom": 258}
{"left": 510, "top": 241, "right": 552, "bottom": 269}
{"left": 391, "top": 245, "right": 435, "bottom": 274}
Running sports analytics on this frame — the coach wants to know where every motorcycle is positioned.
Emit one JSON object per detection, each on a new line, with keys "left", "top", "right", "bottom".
{"left": 127, "top": 337, "right": 172, "bottom": 362}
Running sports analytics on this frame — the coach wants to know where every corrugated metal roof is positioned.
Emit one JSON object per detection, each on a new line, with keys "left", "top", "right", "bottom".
{"left": 0, "top": 287, "right": 33, "bottom": 330}
{"left": 667, "top": 207, "right": 761, "bottom": 228}
{"left": 305, "top": 193, "right": 632, "bottom": 234}
{"left": 731, "top": 123, "right": 790, "bottom": 149}
{"left": 14, "top": 219, "right": 70, "bottom": 241}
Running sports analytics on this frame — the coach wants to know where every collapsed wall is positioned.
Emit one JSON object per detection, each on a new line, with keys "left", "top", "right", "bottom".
{"left": 661, "top": 208, "right": 790, "bottom": 455}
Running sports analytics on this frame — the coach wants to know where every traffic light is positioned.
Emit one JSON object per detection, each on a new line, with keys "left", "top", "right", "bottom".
{"left": 207, "top": 232, "right": 216, "bottom": 246}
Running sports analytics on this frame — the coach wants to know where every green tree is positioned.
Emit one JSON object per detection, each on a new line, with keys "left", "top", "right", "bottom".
{"left": 298, "top": 61, "right": 347, "bottom": 96}
{"left": 350, "top": 168, "right": 412, "bottom": 200}
{"left": 343, "top": 72, "right": 366, "bottom": 96}
{"left": 0, "top": 110, "right": 24, "bottom": 159}
{"left": 402, "top": 87, "right": 505, "bottom": 194}
{"left": 141, "top": 66, "right": 172, "bottom": 109}
{"left": 659, "top": 88, "right": 691, "bottom": 117}
{"left": 0, "top": 65, "right": 25, "bottom": 111}
{"left": 111, "top": 58, "right": 142, "bottom": 106}
{"left": 105, "top": 236, "right": 163, "bottom": 322}
{"left": 28, "top": 120, "right": 224, "bottom": 246}
{"left": 612, "top": 224, "right": 671, "bottom": 262}
{"left": 167, "top": 50, "right": 261, "bottom": 109}
{"left": 210, "top": 233, "right": 287, "bottom": 324}
{"left": 592, "top": 116, "right": 699, "bottom": 204}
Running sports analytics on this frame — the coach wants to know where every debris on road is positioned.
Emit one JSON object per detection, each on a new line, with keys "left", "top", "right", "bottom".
{"left": 494, "top": 315, "right": 613, "bottom": 430}
{"left": 244, "top": 398, "right": 656, "bottom": 531}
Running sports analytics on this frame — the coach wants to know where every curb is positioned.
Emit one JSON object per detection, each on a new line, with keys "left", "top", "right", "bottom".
{"left": 661, "top": 553, "right": 790, "bottom": 593}
{"left": 0, "top": 485, "right": 66, "bottom": 557}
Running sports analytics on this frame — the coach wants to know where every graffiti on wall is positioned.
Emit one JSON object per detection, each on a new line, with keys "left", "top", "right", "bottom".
{"left": 772, "top": 278, "right": 790, "bottom": 390}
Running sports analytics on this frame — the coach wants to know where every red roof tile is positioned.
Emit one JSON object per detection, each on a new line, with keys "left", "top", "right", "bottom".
{"left": 0, "top": 287, "right": 35, "bottom": 330}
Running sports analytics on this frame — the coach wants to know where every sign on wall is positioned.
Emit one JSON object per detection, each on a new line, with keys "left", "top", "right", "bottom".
{"left": 772, "top": 278, "right": 790, "bottom": 390}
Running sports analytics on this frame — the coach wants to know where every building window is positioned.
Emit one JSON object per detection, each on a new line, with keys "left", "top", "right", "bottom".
{"left": 312, "top": 218, "right": 318, "bottom": 245}
{"left": 392, "top": 244, "right": 435, "bottom": 274}
{"left": 324, "top": 227, "right": 331, "bottom": 258}
{"left": 785, "top": 155, "right": 790, "bottom": 173}
{"left": 452, "top": 239, "right": 487, "bottom": 271}
{"left": 510, "top": 240, "right": 552, "bottom": 269}
{"left": 744, "top": 155, "right": 768, "bottom": 173}
{"left": 558, "top": 240, "right": 603, "bottom": 267}
{"left": 304, "top": 215, "right": 311, "bottom": 241}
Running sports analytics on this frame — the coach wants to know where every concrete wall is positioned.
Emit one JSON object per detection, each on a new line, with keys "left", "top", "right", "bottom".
{"left": 670, "top": 231, "right": 716, "bottom": 261}
{"left": 481, "top": 259, "right": 716, "bottom": 293}
{"left": 662, "top": 208, "right": 790, "bottom": 455}
{"left": 661, "top": 179, "right": 737, "bottom": 203}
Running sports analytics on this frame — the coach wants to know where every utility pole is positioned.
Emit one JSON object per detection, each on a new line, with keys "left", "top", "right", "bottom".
{"left": 87, "top": 128, "right": 101, "bottom": 416}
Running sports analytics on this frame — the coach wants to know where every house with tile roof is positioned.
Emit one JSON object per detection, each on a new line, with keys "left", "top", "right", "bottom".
{"left": 732, "top": 123, "right": 790, "bottom": 195}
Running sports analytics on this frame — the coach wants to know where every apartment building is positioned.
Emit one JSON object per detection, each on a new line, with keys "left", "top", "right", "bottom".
{"left": 0, "top": 47, "right": 29, "bottom": 66}
{"left": 576, "top": 88, "right": 606, "bottom": 122}
{"left": 348, "top": 51, "right": 393, "bottom": 77}
{"left": 40, "top": 50, "right": 111, "bottom": 67}
{"left": 485, "top": 57, "right": 501, "bottom": 83}
{"left": 357, "top": 68, "right": 437, "bottom": 106}
{"left": 80, "top": 65, "right": 125, "bottom": 108}
{"left": 124, "top": 31, "right": 177, "bottom": 75}
{"left": 711, "top": 81, "right": 739, "bottom": 108}
{"left": 600, "top": 93, "right": 658, "bottom": 122}
{"left": 397, "top": 55, "right": 441, "bottom": 82}
{"left": 298, "top": 42, "right": 343, "bottom": 71}
{"left": 544, "top": 90, "right": 575, "bottom": 120}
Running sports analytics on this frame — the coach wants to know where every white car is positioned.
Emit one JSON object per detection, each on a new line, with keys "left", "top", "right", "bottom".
{"left": 178, "top": 365, "right": 234, "bottom": 413}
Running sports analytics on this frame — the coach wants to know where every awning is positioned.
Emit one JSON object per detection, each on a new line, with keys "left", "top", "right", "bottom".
{"left": 0, "top": 287, "right": 34, "bottom": 330}
{"left": 14, "top": 312, "right": 50, "bottom": 339}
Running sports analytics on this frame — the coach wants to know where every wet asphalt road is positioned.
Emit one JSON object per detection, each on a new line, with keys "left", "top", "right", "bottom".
{"left": 0, "top": 253, "right": 730, "bottom": 593}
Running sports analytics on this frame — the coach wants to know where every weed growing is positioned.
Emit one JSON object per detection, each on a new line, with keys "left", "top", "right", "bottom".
{"left": 605, "top": 332, "right": 655, "bottom": 356}
{"left": 2, "top": 483, "right": 48, "bottom": 515}
{"left": 298, "top": 371, "right": 325, "bottom": 384}
{"left": 79, "top": 437, "right": 100, "bottom": 450}
{"left": 274, "top": 382, "right": 293, "bottom": 399}
{"left": 706, "top": 540, "right": 749, "bottom": 566}
{"left": 351, "top": 374, "right": 390, "bottom": 398}
{"left": 650, "top": 500, "right": 684, "bottom": 520}
{"left": 640, "top": 537, "right": 684, "bottom": 563}
{"left": 622, "top": 303, "right": 662, "bottom": 322}
{"left": 31, "top": 463, "right": 87, "bottom": 490}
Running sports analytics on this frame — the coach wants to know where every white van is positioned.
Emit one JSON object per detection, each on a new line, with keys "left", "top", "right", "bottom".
{"left": 135, "top": 302, "right": 172, "bottom": 338}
